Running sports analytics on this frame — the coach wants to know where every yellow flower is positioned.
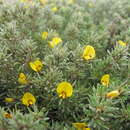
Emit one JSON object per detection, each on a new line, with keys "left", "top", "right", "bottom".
{"left": 42, "top": 32, "right": 48, "bottom": 40}
{"left": 29, "top": 60, "right": 43, "bottom": 72}
{"left": 18, "top": 73, "right": 28, "bottom": 85}
{"left": 83, "top": 128, "right": 91, "bottom": 130}
{"left": 51, "top": 7, "right": 58, "bottom": 12}
{"left": 73, "top": 123, "right": 87, "bottom": 128}
{"left": 101, "top": 74, "right": 110, "bottom": 86}
{"left": 5, "top": 98, "right": 14, "bottom": 103}
{"left": 49, "top": 37, "right": 62, "bottom": 48}
{"left": 4, "top": 113, "right": 12, "bottom": 119}
{"left": 22, "top": 92, "right": 36, "bottom": 106}
{"left": 57, "top": 82, "right": 73, "bottom": 99}
{"left": 117, "top": 40, "right": 127, "bottom": 47}
{"left": 106, "top": 90, "right": 120, "bottom": 99}
{"left": 82, "top": 45, "right": 95, "bottom": 60}
{"left": 73, "top": 123, "right": 91, "bottom": 130}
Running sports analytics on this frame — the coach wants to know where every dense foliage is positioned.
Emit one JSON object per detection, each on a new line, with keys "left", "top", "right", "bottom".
{"left": 0, "top": 0, "right": 130, "bottom": 129}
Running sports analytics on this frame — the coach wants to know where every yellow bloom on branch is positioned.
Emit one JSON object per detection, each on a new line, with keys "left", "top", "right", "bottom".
{"left": 101, "top": 74, "right": 110, "bottom": 86}
{"left": 49, "top": 37, "right": 62, "bottom": 48}
{"left": 51, "top": 7, "right": 58, "bottom": 12}
{"left": 106, "top": 90, "right": 120, "bottom": 99}
{"left": 73, "top": 123, "right": 90, "bottom": 130}
{"left": 83, "top": 128, "right": 91, "bottom": 130}
{"left": 73, "top": 123, "right": 87, "bottom": 129}
{"left": 42, "top": 32, "right": 48, "bottom": 40}
{"left": 56, "top": 82, "right": 73, "bottom": 99}
{"left": 82, "top": 45, "right": 95, "bottom": 60}
{"left": 117, "top": 40, "right": 127, "bottom": 47}
{"left": 18, "top": 73, "right": 28, "bottom": 85}
{"left": 29, "top": 60, "right": 43, "bottom": 72}
{"left": 22, "top": 92, "right": 36, "bottom": 106}
{"left": 5, "top": 98, "right": 14, "bottom": 103}
{"left": 4, "top": 113, "right": 12, "bottom": 119}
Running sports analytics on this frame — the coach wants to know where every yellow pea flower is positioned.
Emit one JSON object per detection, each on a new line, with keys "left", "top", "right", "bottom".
{"left": 57, "top": 82, "right": 73, "bottom": 99}
{"left": 5, "top": 98, "right": 14, "bottom": 103}
{"left": 29, "top": 60, "right": 43, "bottom": 72}
{"left": 117, "top": 40, "right": 127, "bottom": 47}
{"left": 22, "top": 92, "right": 36, "bottom": 106}
{"left": 4, "top": 113, "right": 12, "bottom": 119}
{"left": 73, "top": 123, "right": 90, "bottom": 130}
{"left": 101, "top": 74, "right": 110, "bottom": 86}
{"left": 73, "top": 123, "right": 87, "bottom": 129}
{"left": 42, "top": 32, "right": 48, "bottom": 40}
{"left": 82, "top": 45, "right": 95, "bottom": 60}
{"left": 49, "top": 37, "right": 62, "bottom": 48}
{"left": 106, "top": 90, "right": 120, "bottom": 99}
{"left": 51, "top": 7, "right": 58, "bottom": 12}
{"left": 18, "top": 73, "right": 28, "bottom": 85}
{"left": 83, "top": 128, "right": 91, "bottom": 130}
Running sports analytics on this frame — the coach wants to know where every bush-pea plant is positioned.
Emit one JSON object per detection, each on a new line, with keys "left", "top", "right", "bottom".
{"left": 0, "top": 0, "right": 130, "bottom": 129}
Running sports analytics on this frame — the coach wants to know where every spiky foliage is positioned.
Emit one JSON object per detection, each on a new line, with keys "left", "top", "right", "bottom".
{"left": 0, "top": 0, "right": 130, "bottom": 129}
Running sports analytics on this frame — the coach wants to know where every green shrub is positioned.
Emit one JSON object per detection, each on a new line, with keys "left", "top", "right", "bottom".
{"left": 0, "top": 0, "right": 130, "bottom": 129}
